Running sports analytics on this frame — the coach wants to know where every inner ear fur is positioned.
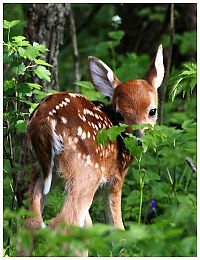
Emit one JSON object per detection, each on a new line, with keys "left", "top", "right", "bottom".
{"left": 88, "top": 56, "right": 121, "bottom": 99}
{"left": 144, "top": 44, "right": 165, "bottom": 89}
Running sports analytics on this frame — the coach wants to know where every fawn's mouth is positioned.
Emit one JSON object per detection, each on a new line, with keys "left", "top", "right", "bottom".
{"left": 133, "top": 129, "right": 144, "bottom": 147}
{"left": 124, "top": 126, "right": 143, "bottom": 146}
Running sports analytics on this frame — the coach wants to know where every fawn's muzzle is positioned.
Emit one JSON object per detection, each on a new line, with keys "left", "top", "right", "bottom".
{"left": 133, "top": 129, "right": 143, "bottom": 146}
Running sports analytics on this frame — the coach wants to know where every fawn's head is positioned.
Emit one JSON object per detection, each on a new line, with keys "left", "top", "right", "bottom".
{"left": 88, "top": 45, "right": 164, "bottom": 137}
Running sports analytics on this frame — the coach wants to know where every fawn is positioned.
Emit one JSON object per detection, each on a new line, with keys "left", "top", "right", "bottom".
{"left": 25, "top": 45, "right": 164, "bottom": 231}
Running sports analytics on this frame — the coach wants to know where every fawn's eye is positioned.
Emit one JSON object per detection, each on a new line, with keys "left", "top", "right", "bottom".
{"left": 149, "top": 108, "right": 157, "bottom": 117}
{"left": 116, "top": 111, "right": 124, "bottom": 123}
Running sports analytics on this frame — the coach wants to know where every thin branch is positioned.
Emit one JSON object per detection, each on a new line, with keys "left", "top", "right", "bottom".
{"left": 159, "top": 3, "right": 174, "bottom": 125}
{"left": 185, "top": 157, "right": 196, "bottom": 173}
{"left": 69, "top": 6, "right": 80, "bottom": 92}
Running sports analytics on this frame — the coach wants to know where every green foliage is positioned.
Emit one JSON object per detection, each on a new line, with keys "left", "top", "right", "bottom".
{"left": 3, "top": 20, "right": 52, "bottom": 255}
{"left": 174, "top": 31, "right": 197, "bottom": 55}
{"left": 3, "top": 20, "right": 51, "bottom": 136}
{"left": 138, "top": 5, "right": 167, "bottom": 23}
{"left": 168, "top": 62, "right": 197, "bottom": 102}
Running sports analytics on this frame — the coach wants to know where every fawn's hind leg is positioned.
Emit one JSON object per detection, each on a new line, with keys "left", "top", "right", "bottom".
{"left": 48, "top": 164, "right": 100, "bottom": 229}
{"left": 25, "top": 165, "right": 45, "bottom": 229}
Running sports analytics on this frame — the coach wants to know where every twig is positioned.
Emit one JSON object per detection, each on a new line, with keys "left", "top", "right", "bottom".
{"left": 159, "top": 3, "right": 174, "bottom": 125}
{"left": 69, "top": 6, "right": 80, "bottom": 92}
{"left": 166, "top": 167, "right": 179, "bottom": 204}
{"left": 185, "top": 157, "right": 196, "bottom": 173}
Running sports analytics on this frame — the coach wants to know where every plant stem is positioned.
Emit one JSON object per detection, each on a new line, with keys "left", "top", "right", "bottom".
{"left": 8, "top": 27, "right": 10, "bottom": 43}
{"left": 185, "top": 170, "right": 192, "bottom": 192}
{"left": 138, "top": 156, "right": 144, "bottom": 224}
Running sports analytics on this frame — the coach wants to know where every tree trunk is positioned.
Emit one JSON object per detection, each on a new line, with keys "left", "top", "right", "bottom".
{"left": 16, "top": 4, "right": 70, "bottom": 208}
{"left": 25, "top": 3, "right": 70, "bottom": 90}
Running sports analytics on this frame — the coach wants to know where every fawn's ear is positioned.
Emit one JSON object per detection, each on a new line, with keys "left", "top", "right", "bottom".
{"left": 88, "top": 56, "right": 121, "bottom": 98}
{"left": 145, "top": 44, "right": 164, "bottom": 89}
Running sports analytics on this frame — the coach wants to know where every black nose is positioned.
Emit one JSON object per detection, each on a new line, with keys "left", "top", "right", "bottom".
{"left": 133, "top": 129, "right": 144, "bottom": 138}
{"left": 137, "top": 138, "right": 143, "bottom": 146}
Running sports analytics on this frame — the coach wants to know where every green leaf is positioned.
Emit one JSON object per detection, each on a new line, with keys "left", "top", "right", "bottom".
{"left": 29, "top": 102, "right": 39, "bottom": 114}
{"left": 144, "top": 170, "right": 160, "bottom": 183}
{"left": 3, "top": 20, "right": 20, "bottom": 29}
{"left": 15, "top": 120, "right": 27, "bottom": 133}
{"left": 33, "top": 42, "right": 48, "bottom": 52}
{"left": 34, "top": 59, "right": 52, "bottom": 67}
{"left": 17, "top": 83, "right": 34, "bottom": 96}
{"left": 20, "top": 45, "right": 40, "bottom": 60}
{"left": 26, "top": 83, "right": 42, "bottom": 90}
{"left": 108, "top": 30, "right": 125, "bottom": 41}
{"left": 12, "top": 63, "right": 26, "bottom": 75}
{"left": 33, "top": 65, "right": 51, "bottom": 82}
{"left": 32, "top": 89, "right": 48, "bottom": 99}
{"left": 18, "top": 47, "right": 25, "bottom": 57}
{"left": 96, "top": 129, "right": 109, "bottom": 146}
{"left": 124, "top": 135, "right": 144, "bottom": 159}
{"left": 106, "top": 124, "right": 127, "bottom": 142}
{"left": 4, "top": 79, "right": 16, "bottom": 90}
{"left": 12, "top": 36, "right": 30, "bottom": 47}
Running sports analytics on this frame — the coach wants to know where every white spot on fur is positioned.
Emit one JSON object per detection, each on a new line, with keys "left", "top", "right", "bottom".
{"left": 94, "top": 163, "right": 99, "bottom": 169}
{"left": 99, "top": 176, "right": 108, "bottom": 187}
{"left": 59, "top": 103, "right": 63, "bottom": 108}
{"left": 65, "top": 97, "right": 70, "bottom": 103}
{"left": 77, "top": 126, "right": 83, "bottom": 137}
{"left": 62, "top": 101, "right": 67, "bottom": 106}
{"left": 73, "top": 137, "right": 79, "bottom": 144}
{"left": 85, "top": 155, "right": 91, "bottom": 166}
{"left": 81, "top": 131, "right": 86, "bottom": 140}
{"left": 69, "top": 93, "right": 77, "bottom": 98}
{"left": 68, "top": 136, "right": 73, "bottom": 145}
{"left": 49, "top": 111, "right": 53, "bottom": 116}
{"left": 61, "top": 117, "right": 67, "bottom": 124}
{"left": 51, "top": 119, "right": 57, "bottom": 130}
{"left": 94, "top": 106, "right": 101, "bottom": 112}
{"left": 78, "top": 113, "right": 86, "bottom": 122}
{"left": 56, "top": 105, "right": 59, "bottom": 110}
{"left": 51, "top": 120, "right": 63, "bottom": 155}
{"left": 87, "top": 131, "right": 91, "bottom": 138}
{"left": 52, "top": 109, "right": 56, "bottom": 114}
